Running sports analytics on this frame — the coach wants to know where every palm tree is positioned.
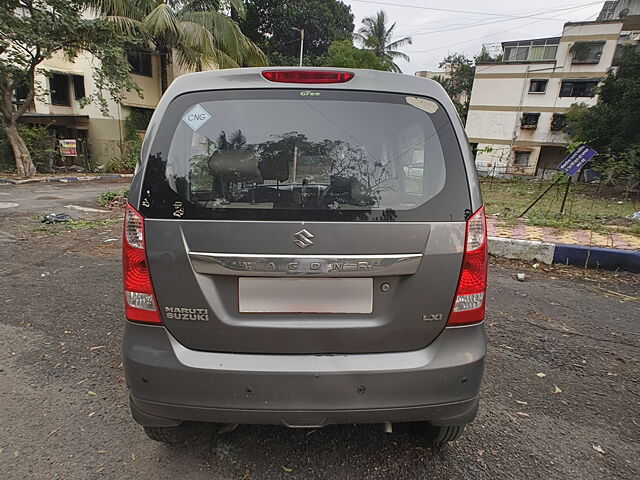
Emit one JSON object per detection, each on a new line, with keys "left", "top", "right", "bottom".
{"left": 89, "top": 0, "right": 267, "bottom": 91}
{"left": 354, "top": 10, "right": 412, "bottom": 73}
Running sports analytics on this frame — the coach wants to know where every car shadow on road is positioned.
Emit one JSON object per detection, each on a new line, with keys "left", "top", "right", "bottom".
{"left": 152, "top": 422, "right": 459, "bottom": 478}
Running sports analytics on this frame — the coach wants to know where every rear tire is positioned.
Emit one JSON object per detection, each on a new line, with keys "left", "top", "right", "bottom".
{"left": 430, "top": 425, "right": 465, "bottom": 444}
{"left": 143, "top": 424, "right": 195, "bottom": 444}
{"left": 394, "top": 422, "right": 466, "bottom": 444}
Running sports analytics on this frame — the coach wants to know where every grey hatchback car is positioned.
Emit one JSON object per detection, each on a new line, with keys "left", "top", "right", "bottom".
{"left": 122, "top": 67, "right": 487, "bottom": 444}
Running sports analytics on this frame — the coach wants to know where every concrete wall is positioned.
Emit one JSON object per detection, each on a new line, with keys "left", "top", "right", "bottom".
{"left": 87, "top": 118, "right": 124, "bottom": 164}
{"left": 122, "top": 59, "right": 162, "bottom": 109}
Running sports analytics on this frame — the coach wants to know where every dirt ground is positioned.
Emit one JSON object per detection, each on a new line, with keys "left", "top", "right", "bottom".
{"left": 0, "top": 181, "right": 639, "bottom": 479}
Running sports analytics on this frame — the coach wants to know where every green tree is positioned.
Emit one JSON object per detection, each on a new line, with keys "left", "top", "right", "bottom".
{"left": 433, "top": 53, "right": 475, "bottom": 122}
{"left": 0, "top": 0, "right": 139, "bottom": 177}
{"left": 474, "top": 46, "right": 502, "bottom": 64}
{"left": 239, "top": 0, "right": 354, "bottom": 66}
{"left": 354, "top": 10, "right": 411, "bottom": 73}
{"left": 91, "top": 0, "right": 267, "bottom": 91}
{"left": 565, "top": 48, "right": 640, "bottom": 184}
{"left": 320, "top": 40, "right": 390, "bottom": 70}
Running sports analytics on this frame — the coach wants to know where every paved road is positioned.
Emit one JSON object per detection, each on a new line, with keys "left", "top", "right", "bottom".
{"left": 0, "top": 182, "right": 639, "bottom": 479}
{"left": 0, "top": 178, "right": 129, "bottom": 216}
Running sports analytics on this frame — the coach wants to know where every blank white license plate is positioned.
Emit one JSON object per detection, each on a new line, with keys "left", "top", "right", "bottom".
{"left": 238, "top": 278, "right": 373, "bottom": 314}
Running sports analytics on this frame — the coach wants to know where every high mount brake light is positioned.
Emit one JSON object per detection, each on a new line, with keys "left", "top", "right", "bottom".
{"left": 261, "top": 70, "right": 354, "bottom": 84}
{"left": 122, "top": 204, "right": 162, "bottom": 325}
{"left": 448, "top": 207, "right": 488, "bottom": 326}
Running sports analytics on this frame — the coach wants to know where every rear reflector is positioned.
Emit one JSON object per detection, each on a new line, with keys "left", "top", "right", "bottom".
{"left": 448, "top": 207, "right": 488, "bottom": 326}
{"left": 261, "top": 70, "right": 354, "bottom": 84}
{"left": 123, "top": 204, "right": 162, "bottom": 325}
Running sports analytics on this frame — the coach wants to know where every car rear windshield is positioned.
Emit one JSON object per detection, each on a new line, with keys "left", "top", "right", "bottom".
{"left": 140, "top": 89, "right": 470, "bottom": 221}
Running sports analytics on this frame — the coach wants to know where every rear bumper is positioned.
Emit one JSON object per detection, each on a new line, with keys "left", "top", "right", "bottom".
{"left": 123, "top": 322, "right": 486, "bottom": 428}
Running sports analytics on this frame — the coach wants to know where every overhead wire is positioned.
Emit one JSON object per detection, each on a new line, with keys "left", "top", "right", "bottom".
{"left": 396, "top": 2, "right": 604, "bottom": 39}
{"left": 348, "top": 0, "right": 603, "bottom": 21}
{"left": 404, "top": 2, "right": 600, "bottom": 56}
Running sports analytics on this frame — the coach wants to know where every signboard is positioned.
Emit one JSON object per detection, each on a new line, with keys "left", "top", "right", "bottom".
{"left": 558, "top": 145, "right": 597, "bottom": 176}
{"left": 59, "top": 139, "right": 77, "bottom": 157}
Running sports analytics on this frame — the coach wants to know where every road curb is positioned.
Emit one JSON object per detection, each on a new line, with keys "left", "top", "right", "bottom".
{"left": 489, "top": 237, "right": 640, "bottom": 273}
{"left": 0, "top": 174, "right": 133, "bottom": 185}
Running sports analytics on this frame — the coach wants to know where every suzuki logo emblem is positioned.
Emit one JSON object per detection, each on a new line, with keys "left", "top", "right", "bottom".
{"left": 293, "top": 229, "right": 314, "bottom": 249}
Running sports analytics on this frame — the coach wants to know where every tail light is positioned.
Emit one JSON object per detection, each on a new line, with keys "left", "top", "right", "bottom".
{"left": 448, "top": 207, "right": 488, "bottom": 326}
{"left": 123, "top": 204, "right": 162, "bottom": 324}
{"left": 261, "top": 70, "right": 354, "bottom": 84}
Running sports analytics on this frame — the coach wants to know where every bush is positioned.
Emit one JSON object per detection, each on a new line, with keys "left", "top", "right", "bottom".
{"left": 0, "top": 124, "right": 60, "bottom": 173}
{"left": 565, "top": 49, "right": 640, "bottom": 184}
{"left": 98, "top": 188, "right": 129, "bottom": 206}
{"left": 103, "top": 149, "right": 138, "bottom": 173}
{"left": 102, "top": 107, "right": 152, "bottom": 173}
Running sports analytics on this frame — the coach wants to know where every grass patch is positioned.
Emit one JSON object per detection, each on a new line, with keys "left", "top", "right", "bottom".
{"left": 98, "top": 188, "right": 129, "bottom": 207}
{"left": 481, "top": 177, "right": 640, "bottom": 235}
{"left": 35, "top": 217, "right": 121, "bottom": 235}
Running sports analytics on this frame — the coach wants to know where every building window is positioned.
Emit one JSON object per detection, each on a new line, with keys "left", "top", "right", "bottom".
{"left": 571, "top": 41, "right": 605, "bottom": 64}
{"left": 550, "top": 113, "right": 566, "bottom": 131}
{"left": 49, "top": 74, "right": 70, "bottom": 106}
{"left": 529, "top": 79, "right": 548, "bottom": 93}
{"left": 503, "top": 38, "right": 559, "bottom": 62}
{"left": 72, "top": 75, "right": 85, "bottom": 100}
{"left": 559, "top": 80, "right": 598, "bottom": 97}
{"left": 520, "top": 112, "right": 540, "bottom": 129}
{"left": 14, "top": 84, "right": 28, "bottom": 104}
{"left": 513, "top": 151, "right": 531, "bottom": 166}
{"left": 127, "top": 50, "right": 152, "bottom": 77}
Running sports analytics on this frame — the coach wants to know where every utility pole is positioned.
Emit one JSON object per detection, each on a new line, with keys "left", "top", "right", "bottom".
{"left": 292, "top": 27, "right": 304, "bottom": 66}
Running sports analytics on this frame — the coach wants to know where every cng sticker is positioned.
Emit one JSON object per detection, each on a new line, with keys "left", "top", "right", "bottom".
{"left": 182, "top": 104, "right": 211, "bottom": 131}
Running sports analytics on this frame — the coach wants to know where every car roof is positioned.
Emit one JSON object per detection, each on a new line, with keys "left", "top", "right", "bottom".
{"left": 162, "top": 66, "right": 451, "bottom": 102}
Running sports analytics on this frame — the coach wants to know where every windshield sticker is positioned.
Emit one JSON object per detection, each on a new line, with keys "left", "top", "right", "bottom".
{"left": 405, "top": 96, "right": 439, "bottom": 114}
{"left": 182, "top": 104, "right": 211, "bottom": 131}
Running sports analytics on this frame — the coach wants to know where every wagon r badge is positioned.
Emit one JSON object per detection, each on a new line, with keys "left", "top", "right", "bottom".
{"left": 293, "top": 229, "right": 314, "bottom": 249}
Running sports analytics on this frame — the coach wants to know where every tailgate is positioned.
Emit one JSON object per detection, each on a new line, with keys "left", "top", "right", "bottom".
{"left": 145, "top": 219, "right": 465, "bottom": 354}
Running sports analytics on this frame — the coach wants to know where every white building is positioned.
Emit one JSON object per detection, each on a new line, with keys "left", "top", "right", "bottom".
{"left": 466, "top": 17, "right": 638, "bottom": 177}
{"left": 8, "top": 7, "right": 202, "bottom": 168}
{"left": 18, "top": 49, "right": 191, "bottom": 166}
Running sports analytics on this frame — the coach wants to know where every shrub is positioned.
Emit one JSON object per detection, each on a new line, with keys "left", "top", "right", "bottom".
{"left": 103, "top": 148, "right": 138, "bottom": 173}
{"left": 98, "top": 188, "right": 130, "bottom": 207}
{"left": 0, "top": 124, "right": 59, "bottom": 173}
{"left": 102, "top": 107, "right": 152, "bottom": 173}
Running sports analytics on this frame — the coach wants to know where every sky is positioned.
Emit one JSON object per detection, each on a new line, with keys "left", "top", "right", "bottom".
{"left": 342, "top": 0, "right": 607, "bottom": 73}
